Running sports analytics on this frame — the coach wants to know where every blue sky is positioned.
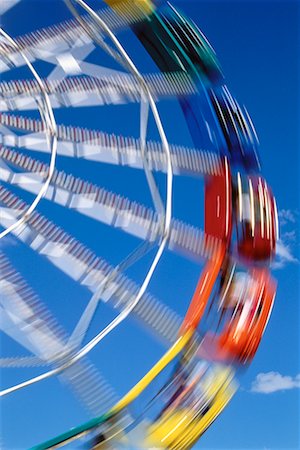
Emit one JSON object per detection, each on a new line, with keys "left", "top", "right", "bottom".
{"left": 1, "top": 0, "right": 299, "bottom": 449}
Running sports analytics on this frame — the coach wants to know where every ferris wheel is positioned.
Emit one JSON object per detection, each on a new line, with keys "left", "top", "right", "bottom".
{"left": 0, "top": 1, "right": 278, "bottom": 449}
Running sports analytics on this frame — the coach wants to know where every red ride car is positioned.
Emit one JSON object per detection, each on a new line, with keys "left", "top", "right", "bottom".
{"left": 217, "top": 268, "right": 276, "bottom": 363}
{"left": 235, "top": 174, "right": 278, "bottom": 262}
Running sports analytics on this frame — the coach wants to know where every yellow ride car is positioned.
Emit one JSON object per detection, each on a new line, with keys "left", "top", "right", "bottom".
{"left": 145, "top": 366, "right": 236, "bottom": 449}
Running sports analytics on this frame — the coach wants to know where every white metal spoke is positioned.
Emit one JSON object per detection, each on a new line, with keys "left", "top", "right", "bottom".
{"left": 0, "top": 356, "right": 48, "bottom": 368}
{"left": 0, "top": 112, "right": 222, "bottom": 177}
{"left": 0, "top": 72, "right": 197, "bottom": 112}
{"left": 0, "top": 147, "right": 221, "bottom": 262}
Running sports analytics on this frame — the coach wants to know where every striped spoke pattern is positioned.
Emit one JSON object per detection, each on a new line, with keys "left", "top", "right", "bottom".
{"left": 0, "top": 112, "right": 222, "bottom": 177}
{"left": 0, "top": 146, "right": 222, "bottom": 262}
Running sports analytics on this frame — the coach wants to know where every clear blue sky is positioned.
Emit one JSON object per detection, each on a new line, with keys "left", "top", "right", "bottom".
{"left": 1, "top": 1, "right": 299, "bottom": 449}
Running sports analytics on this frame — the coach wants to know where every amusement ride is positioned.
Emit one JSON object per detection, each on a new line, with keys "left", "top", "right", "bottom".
{"left": 0, "top": 1, "right": 278, "bottom": 448}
